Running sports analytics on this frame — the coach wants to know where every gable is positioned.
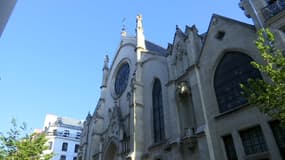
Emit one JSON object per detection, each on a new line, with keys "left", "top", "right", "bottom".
{"left": 198, "top": 14, "right": 257, "bottom": 68}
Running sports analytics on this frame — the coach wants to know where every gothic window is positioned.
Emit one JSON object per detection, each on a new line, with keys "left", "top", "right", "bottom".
{"left": 152, "top": 79, "right": 165, "bottom": 143}
{"left": 222, "top": 135, "right": 238, "bottom": 160}
{"left": 214, "top": 52, "right": 262, "bottom": 113}
{"left": 239, "top": 126, "right": 268, "bottom": 155}
{"left": 114, "top": 63, "right": 130, "bottom": 96}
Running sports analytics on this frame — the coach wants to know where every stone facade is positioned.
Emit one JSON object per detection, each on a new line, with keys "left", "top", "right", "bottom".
{"left": 79, "top": 1, "right": 285, "bottom": 160}
{"left": 0, "top": 0, "right": 17, "bottom": 38}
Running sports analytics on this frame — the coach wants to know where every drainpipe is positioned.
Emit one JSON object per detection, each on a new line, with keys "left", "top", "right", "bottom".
{"left": 249, "top": 0, "right": 265, "bottom": 29}
{"left": 194, "top": 65, "right": 216, "bottom": 160}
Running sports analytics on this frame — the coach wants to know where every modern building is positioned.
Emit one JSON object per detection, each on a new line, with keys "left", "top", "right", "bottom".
{"left": 0, "top": 0, "right": 17, "bottom": 37}
{"left": 43, "top": 114, "right": 83, "bottom": 160}
{"left": 79, "top": 0, "right": 285, "bottom": 160}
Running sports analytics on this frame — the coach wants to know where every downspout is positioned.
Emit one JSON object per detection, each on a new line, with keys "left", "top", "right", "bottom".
{"left": 249, "top": 0, "right": 265, "bottom": 29}
{"left": 194, "top": 64, "right": 216, "bottom": 160}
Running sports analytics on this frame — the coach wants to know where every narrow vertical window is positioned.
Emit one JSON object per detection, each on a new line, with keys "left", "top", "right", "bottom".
{"left": 62, "top": 142, "right": 68, "bottom": 152}
{"left": 153, "top": 79, "right": 165, "bottom": 143}
{"left": 269, "top": 121, "right": 285, "bottom": 159}
{"left": 74, "top": 144, "right": 79, "bottom": 153}
{"left": 222, "top": 135, "right": 238, "bottom": 160}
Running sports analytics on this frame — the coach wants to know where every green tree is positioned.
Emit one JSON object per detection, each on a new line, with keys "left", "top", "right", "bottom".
{"left": 241, "top": 28, "right": 285, "bottom": 123}
{"left": 0, "top": 118, "right": 53, "bottom": 160}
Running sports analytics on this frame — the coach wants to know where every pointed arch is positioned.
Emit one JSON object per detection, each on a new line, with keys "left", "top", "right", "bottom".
{"left": 102, "top": 139, "right": 119, "bottom": 160}
{"left": 104, "top": 142, "right": 117, "bottom": 160}
{"left": 214, "top": 52, "right": 262, "bottom": 113}
{"left": 152, "top": 78, "right": 165, "bottom": 143}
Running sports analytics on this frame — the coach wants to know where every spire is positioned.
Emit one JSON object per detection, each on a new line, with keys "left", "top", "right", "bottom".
{"left": 101, "top": 55, "right": 109, "bottom": 88}
{"left": 86, "top": 112, "right": 92, "bottom": 121}
{"left": 103, "top": 55, "right": 109, "bottom": 70}
{"left": 121, "top": 17, "right": 127, "bottom": 37}
{"left": 136, "top": 14, "right": 146, "bottom": 51}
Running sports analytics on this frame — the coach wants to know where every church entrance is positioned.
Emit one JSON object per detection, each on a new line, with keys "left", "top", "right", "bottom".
{"left": 104, "top": 142, "right": 118, "bottom": 160}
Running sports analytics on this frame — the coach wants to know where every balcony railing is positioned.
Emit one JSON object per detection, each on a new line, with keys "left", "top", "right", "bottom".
{"left": 262, "top": 0, "right": 285, "bottom": 21}
{"left": 46, "top": 131, "right": 81, "bottom": 140}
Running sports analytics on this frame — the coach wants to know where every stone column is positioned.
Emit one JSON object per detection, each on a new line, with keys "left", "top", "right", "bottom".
{"left": 131, "top": 14, "right": 146, "bottom": 160}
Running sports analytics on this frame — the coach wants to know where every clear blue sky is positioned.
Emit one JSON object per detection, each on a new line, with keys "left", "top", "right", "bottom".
{"left": 0, "top": 0, "right": 252, "bottom": 133}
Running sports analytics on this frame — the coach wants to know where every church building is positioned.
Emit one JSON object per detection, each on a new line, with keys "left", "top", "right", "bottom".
{"left": 79, "top": 0, "right": 285, "bottom": 159}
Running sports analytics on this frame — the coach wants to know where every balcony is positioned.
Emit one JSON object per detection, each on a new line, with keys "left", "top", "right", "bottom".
{"left": 262, "top": 0, "right": 285, "bottom": 21}
{"left": 46, "top": 130, "right": 81, "bottom": 140}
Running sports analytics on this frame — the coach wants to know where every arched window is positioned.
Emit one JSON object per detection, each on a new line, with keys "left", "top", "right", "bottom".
{"left": 153, "top": 79, "right": 165, "bottom": 143}
{"left": 214, "top": 52, "right": 262, "bottom": 113}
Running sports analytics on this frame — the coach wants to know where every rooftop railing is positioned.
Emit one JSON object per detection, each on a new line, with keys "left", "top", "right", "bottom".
{"left": 46, "top": 131, "right": 81, "bottom": 140}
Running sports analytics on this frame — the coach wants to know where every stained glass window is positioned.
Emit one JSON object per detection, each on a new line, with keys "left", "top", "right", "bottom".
{"left": 153, "top": 79, "right": 165, "bottom": 143}
{"left": 214, "top": 52, "right": 261, "bottom": 112}
{"left": 115, "top": 63, "right": 130, "bottom": 96}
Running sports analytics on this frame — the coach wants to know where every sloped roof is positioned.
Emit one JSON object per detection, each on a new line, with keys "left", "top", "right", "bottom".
{"left": 145, "top": 40, "right": 168, "bottom": 56}
{"left": 197, "top": 14, "right": 255, "bottom": 64}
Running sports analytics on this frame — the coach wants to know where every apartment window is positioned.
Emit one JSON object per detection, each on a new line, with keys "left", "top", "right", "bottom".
{"left": 239, "top": 126, "right": 267, "bottom": 155}
{"left": 76, "top": 132, "right": 81, "bottom": 139}
{"left": 222, "top": 135, "right": 238, "bottom": 160}
{"left": 62, "top": 142, "right": 68, "bottom": 152}
{"left": 63, "top": 130, "right": 70, "bottom": 137}
{"left": 74, "top": 144, "right": 79, "bottom": 153}
{"left": 152, "top": 79, "right": 165, "bottom": 143}
{"left": 48, "top": 141, "right": 53, "bottom": 150}
{"left": 53, "top": 129, "right": 57, "bottom": 136}
{"left": 214, "top": 52, "right": 261, "bottom": 113}
{"left": 270, "top": 121, "right": 285, "bottom": 159}
{"left": 60, "top": 155, "right": 66, "bottom": 160}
